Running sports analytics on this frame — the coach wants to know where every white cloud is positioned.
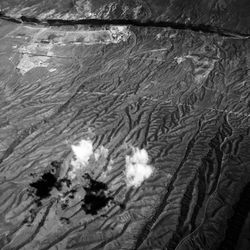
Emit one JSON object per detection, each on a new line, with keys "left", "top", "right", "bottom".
{"left": 71, "top": 139, "right": 93, "bottom": 165}
{"left": 69, "top": 139, "right": 93, "bottom": 179}
{"left": 125, "top": 147, "right": 153, "bottom": 188}
{"left": 68, "top": 139, "right": 110, "bottom": 180}
{"left": 94, "top": 146, "right": 108, "bottom": 161}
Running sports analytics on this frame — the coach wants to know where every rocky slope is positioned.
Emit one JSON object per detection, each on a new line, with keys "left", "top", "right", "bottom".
{"left": 0, "top": 0, "right": 250, "bottom": 34}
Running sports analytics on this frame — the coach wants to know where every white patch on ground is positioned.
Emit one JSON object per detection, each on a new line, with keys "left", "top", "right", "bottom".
{"left": 17, "top": 53, "right": 50, "bottom": 75}
{"left": 49, "top": 68, "right": 57, "bottom": 72}
{"left": 125, "top": 147, "right": 154, "bottom": 188}
{"left": 174, "top": 54, "right": 217, "bottom": 83}
{"left": 15, "top": 25, "right": 130, "bottom": 75}
{"left": 16, "top": 29, "right": 55, "bottom": 75}
{"left": 61, "top": 26, "right": 130, "bottom": 45}
{"left": 109, "top": 26, "right": 131, "bottom": 43}
{"left": 185, "top": 55, "right": 217, "bottom": 83}
{"left": 175, "top": 56, "right": 186, "bottom": 64}
{"left": 156, "top": 33, "right": 162, "bottom": 40}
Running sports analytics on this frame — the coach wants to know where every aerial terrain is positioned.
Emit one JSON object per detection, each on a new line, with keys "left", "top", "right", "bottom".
{"left": 0, "top": 1, "right": 250, "bottom": 250}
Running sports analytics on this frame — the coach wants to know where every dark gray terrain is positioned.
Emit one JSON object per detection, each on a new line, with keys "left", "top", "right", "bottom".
{"left": 0, "top": 1, "right": 250, "bottom": 250}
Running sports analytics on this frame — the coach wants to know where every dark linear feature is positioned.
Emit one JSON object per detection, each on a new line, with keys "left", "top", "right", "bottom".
{"left": 0, "top": 12, "right": 249, "bottom": 38}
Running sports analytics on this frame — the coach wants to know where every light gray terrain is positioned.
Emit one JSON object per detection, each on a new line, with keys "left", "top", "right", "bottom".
{"left": 0, "top": 1, "right": 250, "bottom": 250}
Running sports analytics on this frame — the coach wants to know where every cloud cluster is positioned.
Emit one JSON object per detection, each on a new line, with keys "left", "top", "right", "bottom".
{"left": 125, "top": 147, "right": 153, "bottom": 187}
{"left": 94, "top": 146, "right": 108, "bottom": 161}
{"left": 69, "top": 139, "right": 94, "bottom": 179}
{"left": 71, "top": 139, "right": 93, "bottom": 165}
{"left": 69, "top": 140, "right": 153, "bottom": 188}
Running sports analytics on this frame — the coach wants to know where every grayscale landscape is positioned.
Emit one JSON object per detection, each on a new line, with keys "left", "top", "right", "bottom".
{"left": 0, "top": 1, "right": 250, "bottom": 250}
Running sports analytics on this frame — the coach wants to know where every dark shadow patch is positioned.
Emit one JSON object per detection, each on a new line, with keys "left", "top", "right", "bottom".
{"left": 29, "top": 172, "right": 57, "bottom": 200}
{"left": 29, "top": 161, "right": 68, "bottom": 201}
{"left": 81, "top": 174, "right": 113, "bottom": 215}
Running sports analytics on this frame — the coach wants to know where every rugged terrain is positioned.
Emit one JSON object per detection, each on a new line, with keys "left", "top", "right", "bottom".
{"left": 0, "top": 1, "right": 250, "bottom": 250}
